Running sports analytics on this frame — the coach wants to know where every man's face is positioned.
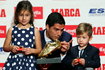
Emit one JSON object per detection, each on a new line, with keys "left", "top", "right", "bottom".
{"left": 46, "top": 23, "right": 65, "bottom": 41}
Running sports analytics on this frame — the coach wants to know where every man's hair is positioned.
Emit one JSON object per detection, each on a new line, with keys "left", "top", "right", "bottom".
{"left": 76, "top": 23, "right": 93, "bottom": 37}
{"left": 46, "top": 12, "right": 65, "bottom": 27}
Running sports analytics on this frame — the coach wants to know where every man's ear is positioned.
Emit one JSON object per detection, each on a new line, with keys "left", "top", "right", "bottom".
{"left": 89, "top": 36, "right": 93, "bottom": 41}
{"left": 46, "top": 24, "right": 49, "bottom": 30}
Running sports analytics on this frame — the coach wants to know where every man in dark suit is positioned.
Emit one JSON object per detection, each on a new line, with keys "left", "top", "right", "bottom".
{"left": 39, "top": 12, "right": 72, "bottom": 70}
{"left": 62, "top": 23, "right": 101, "bottom": 70}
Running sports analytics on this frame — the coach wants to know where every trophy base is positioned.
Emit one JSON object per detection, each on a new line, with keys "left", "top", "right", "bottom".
{"left": 36, "top": 57, "right": 61, "bottom": 64}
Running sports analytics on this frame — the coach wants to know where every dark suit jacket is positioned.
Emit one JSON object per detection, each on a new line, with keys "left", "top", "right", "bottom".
{"left": 39, "top": 29, "right": 72, "bottom": 70}
{"left": 62, "top": 44, "right": 101, "bottom": 70}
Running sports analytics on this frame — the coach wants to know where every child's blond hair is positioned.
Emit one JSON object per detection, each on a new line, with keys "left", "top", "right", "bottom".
{"left": 76, "top": 23, "right": 93, "bottom": 37}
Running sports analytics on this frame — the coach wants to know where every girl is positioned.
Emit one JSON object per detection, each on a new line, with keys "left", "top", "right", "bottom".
{"left": 3, "top": 1, "right": 42, "bottom": 70}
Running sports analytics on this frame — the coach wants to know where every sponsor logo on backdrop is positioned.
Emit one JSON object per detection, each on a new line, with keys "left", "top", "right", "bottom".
{"left": 38, "top": 27, "right": 43, "bottom": 30}
{"left": 36, "top": 27, "right": 43, "bottom": 30}
{"left": 0, "top": 47, "right": 4, "bottom": 53}
{"left": 93, "top": 27, "right": 105, "bottom": 35}
{"left": 53, "top": 0, "right": 70, "bottom": 1}
{"left": 0, "top": 0, "right": 6, "bottom": 1}
{"left": 33, "top": 26, "right": 105, "bottom": 36}
{"left": 33, "top": 7, "right": 43, "bottom": 19}
{"left": 0, "top": 63, "right": 5, "bottom": 70}
{"left": 0, "top": 26, "right": 6, "bottom": 38}
{"left": 89, "top": 8, "right": 105, "bottom": 16}
{"left": 65, "top": 26, "right": 105, "bottom": 37}
{"left": 95, "top": 64, "right": 105, "bottom": 70}
{"left": 64, "top": 25, "right": 78, "bottom": 37}
{"left": 0, "top": 9, "right": 6, "bottom": 17}
{"left": 51, "top": 8, "right": 80, "bottom": 17}
{"left": 14, "top": 7, "right": 43, "bottom": 19}
{"left": 91, "top": 44, "right": 105, "bottom": 56}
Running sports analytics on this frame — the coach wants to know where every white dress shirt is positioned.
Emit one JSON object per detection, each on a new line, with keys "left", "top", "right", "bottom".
{"left": 44, "top": 30, "right": 65, "bottom": 60}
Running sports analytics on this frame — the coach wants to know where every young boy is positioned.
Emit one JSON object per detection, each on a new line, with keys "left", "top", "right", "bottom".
{"left": 62, "top": 23, "right": 101, "bottom": 70}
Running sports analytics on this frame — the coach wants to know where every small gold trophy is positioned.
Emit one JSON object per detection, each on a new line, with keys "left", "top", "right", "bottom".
{"left": 38, "top": 40, "right": 61, "bottom": 57}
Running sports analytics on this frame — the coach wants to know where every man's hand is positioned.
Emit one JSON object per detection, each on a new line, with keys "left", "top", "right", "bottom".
{"left": 60, "top": 40, "right": 72, "bottom": 52}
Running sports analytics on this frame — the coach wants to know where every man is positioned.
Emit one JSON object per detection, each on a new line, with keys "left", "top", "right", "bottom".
{"left": 39, "top": 12, "right": 72, "bottom": 70}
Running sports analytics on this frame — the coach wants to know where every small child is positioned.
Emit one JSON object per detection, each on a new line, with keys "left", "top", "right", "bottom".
{"left": 62, "top": 23, "right": 101, "bottom": 70}
{"left": 3, "top": 1, "right": 42, "bottom": 70}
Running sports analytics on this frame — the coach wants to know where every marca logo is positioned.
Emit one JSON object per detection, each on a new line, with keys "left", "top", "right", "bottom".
{"left": 89, "top": 8, "right": 105, "bottom": 16}
{"left": 64, "top": 26, "right": 105, "bottom": 37}
{"left": 91, "top": 44, "right": 105, "bottom": 56}
{"left": 33, "top": 7, "right": 43, "bottom": 19}
{"left": 0, "top": 26, "right": 6, "bottom": 38}
{"left": 0, "top": 9, "right": 6, "bottom": 17}
{"left": 93, "top": 27, "right": 105, "bottom": 35}
{"left": 64, "top": 25, "right": 78, "bottom": 37}
{"left": 0, "top": 63, "right": 5, "bottom": 70}
{"left": 51, "top": 8, "right": 80, "bottom": 17}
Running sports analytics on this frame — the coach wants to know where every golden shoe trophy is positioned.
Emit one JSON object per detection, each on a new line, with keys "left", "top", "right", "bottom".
{"left": 38, "top": 40, "right": 61, "bottom": 57}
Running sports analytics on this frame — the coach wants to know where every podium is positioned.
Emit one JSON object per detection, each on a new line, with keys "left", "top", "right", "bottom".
{"left": 36, "top": 57, "right": 61, "bottom": 70}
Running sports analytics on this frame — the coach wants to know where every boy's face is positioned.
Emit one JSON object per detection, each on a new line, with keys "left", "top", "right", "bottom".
{"left": 46, "top": 23, "right": 65, "bottom": 41}
{"left": 77, "top": 32, "right": 92, "bottom": 47}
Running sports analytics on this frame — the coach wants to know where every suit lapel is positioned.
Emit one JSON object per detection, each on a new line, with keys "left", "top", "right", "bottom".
{"left": 81, "top": 44, "right": 92, "bottom": 58}
{"left": 73, "top": 45, "right": 79, "bottom": 58}
{"left": 40, "top": 30, "right": 46, "bottom": 48}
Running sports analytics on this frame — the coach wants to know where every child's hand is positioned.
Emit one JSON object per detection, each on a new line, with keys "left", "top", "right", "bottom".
{"left": 11, "top": 46, "right": 19, "bottom": 53}
{"left": 23, "top": 48, "right": 33, "bottom": 55}
{"left": 17, "top": 47, "right": 24, "bottom": 52}
{"left": 72, "top": 58, "right": 79, "bottom": 66}
{"left": 78, "top": 58, "right": 85, "bottom": 65}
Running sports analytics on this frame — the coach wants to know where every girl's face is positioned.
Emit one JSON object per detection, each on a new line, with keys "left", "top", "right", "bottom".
{"left": 18, "top": 10, "right": 31, "bottom": 25}
{"left": 77, "top": 32, "right": 92, "bottom": 47}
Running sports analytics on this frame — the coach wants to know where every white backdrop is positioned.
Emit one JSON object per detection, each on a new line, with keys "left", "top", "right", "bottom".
{"left": 0, "top": 0, "right": 105, "bottom": 70}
